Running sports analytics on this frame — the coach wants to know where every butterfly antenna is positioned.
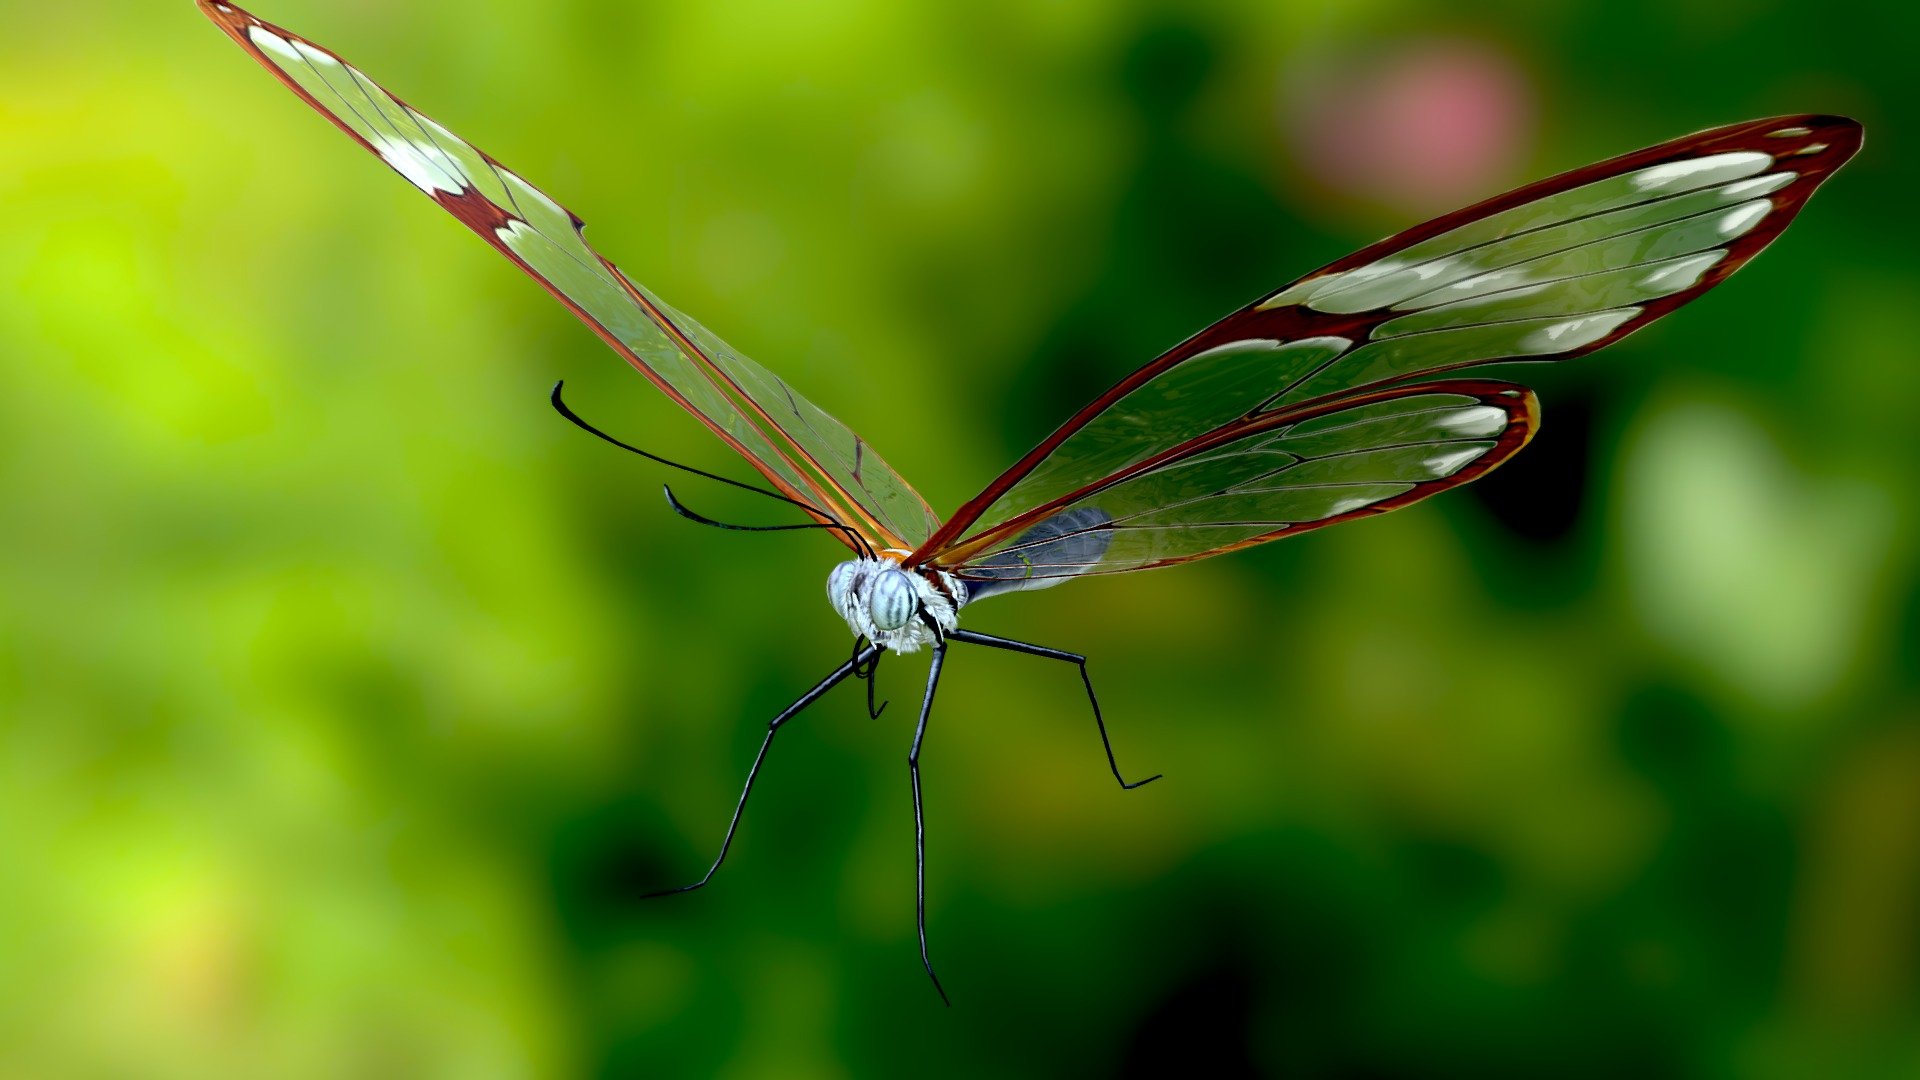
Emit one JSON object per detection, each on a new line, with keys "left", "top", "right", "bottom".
{"left": 550, "top": 381, "right": 874, "bottom": 558}
{"left": 662, "top": 485, "right": 872, "bottom": 555}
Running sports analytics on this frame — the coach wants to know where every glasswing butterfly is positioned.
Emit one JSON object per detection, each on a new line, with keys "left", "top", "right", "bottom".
{"left": 200, "top": 0, "right": 1859, "bottom": 1003}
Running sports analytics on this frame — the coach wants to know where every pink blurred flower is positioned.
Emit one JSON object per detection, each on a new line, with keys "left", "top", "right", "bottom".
{"left": 1285, "top": 38, "right": 1536, "bottom": 216}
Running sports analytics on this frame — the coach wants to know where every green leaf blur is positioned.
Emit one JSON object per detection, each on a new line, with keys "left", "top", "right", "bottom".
{"left": 3, "top": 1, "right": 1914, "bottom": 1075}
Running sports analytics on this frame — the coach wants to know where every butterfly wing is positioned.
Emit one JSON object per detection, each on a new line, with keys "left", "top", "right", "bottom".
{"left": 199, "top": 1, "right": 940, "bottom": 551}
{"left": 955, "top": 380, "right": 1535, "bottom": 593}
{"left": 916, "top": 114, "right": 1860, "bottom": 581}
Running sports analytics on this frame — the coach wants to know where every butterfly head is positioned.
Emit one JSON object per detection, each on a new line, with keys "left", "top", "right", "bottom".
{"left": 827, "top": 557, "right": 961, "bottom": 654}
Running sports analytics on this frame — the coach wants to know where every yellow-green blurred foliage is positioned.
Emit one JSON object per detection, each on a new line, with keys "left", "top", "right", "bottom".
{"left": 4, "top": 0, "right": 1916, "bottom": 1076}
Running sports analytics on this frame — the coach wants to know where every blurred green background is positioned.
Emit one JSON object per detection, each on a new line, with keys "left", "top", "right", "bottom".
{"left": 3, "top": 0, "right": 1915, "bottom": 1075}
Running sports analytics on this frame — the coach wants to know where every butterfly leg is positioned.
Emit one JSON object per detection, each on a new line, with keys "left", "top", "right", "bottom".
{"left": 947, "top": 629, "right": 1162, "bottom": 790}
{"left": 851, "top": 636, "right": 888, "bottom": 720}
{"left": 643, "top": 642, "right": 883, "bottom": 899}
{"left": 908, "top": 640, "right": 952, "bottom": 1006}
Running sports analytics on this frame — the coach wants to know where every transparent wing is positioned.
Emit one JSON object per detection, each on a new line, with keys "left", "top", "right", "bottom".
{"left": 916, "top": 114, "right": 1859, "bottom": 570}
{"left": 199, "top": 1, "right": 940, "bottom": 550}
{"left": 952, "top": 381, "right": 1535, "bottom": 589}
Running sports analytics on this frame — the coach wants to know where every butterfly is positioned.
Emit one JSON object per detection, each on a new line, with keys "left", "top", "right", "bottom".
{"left": 200, "top": 0, "right": 1859, "bottom": 1003}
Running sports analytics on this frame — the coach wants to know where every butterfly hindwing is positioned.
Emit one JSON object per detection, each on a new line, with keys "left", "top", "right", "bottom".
{"left": 949, "top": 381, "right": 1537, "bottom": 587}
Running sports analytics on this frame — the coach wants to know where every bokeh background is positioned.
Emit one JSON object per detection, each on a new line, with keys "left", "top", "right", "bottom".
{"left": 3, "top": 0, "right": 1914, "bottom": 1075}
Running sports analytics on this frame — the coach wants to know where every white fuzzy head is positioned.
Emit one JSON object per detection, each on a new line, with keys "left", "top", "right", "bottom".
{"left": 826, "top": 556, "right": 961, "bottom": 653}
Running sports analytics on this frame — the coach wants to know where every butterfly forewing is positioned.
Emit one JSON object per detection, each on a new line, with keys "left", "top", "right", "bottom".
{"left": 199, "top": 0, "right": 938, "bottom": 551}
{"left": 916, "top": 115, "right": 1859, "bottom": 572}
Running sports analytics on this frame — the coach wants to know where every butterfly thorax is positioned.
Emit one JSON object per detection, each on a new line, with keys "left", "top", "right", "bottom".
{"left": 827, "top": 556, "right": 962, "bottom": 654}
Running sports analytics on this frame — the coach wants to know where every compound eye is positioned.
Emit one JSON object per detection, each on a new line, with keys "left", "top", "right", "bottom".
{"left": 827, "top": 561, "right": 861, "bottom": 604}
{"left": 867, "top": 569, "right": 918, "bottom": 632}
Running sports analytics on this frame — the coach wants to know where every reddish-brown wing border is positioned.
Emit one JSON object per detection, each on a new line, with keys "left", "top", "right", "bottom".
{"left": 912, "top": 114, "right": 1860, "bottom": 567}
{"left": 944, "top": 379, "right": 1539, "bottom": 575}
{"left": 199, "top": 0, "right": 908, "bottom": 552}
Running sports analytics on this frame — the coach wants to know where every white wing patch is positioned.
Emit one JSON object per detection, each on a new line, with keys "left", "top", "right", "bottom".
{"left": 1186, "top": 338, "right": 1285, "bottom": 362}
{"left": 1437, "top": 405, "right": 1511, "bottom": 437}
{"left": 1628, "top": 151, "right": 1771, "bottom": 194}
{"left": 1721, "top": 171, "right": 1797, "bottom": 199}
{"left": 1518, "top": 309, "right": 1639, "bottom": 352}
{"left": 288, "top": 38, "right": 340, "bottom": 72}
{"left": 1423, "top": 445, "right": 1489, "bottom": 478}
{"left": 1637, "top": 249, "right": 1726, "bottom": 291}
{"left": 247, "top": 25, "right": 299, "bottom": 64}
{"left": 1717, "top": 199, "right": 1772, "bottom": 237}
{"left": 367, "top": 130, "right": 465, "bottom": 196}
